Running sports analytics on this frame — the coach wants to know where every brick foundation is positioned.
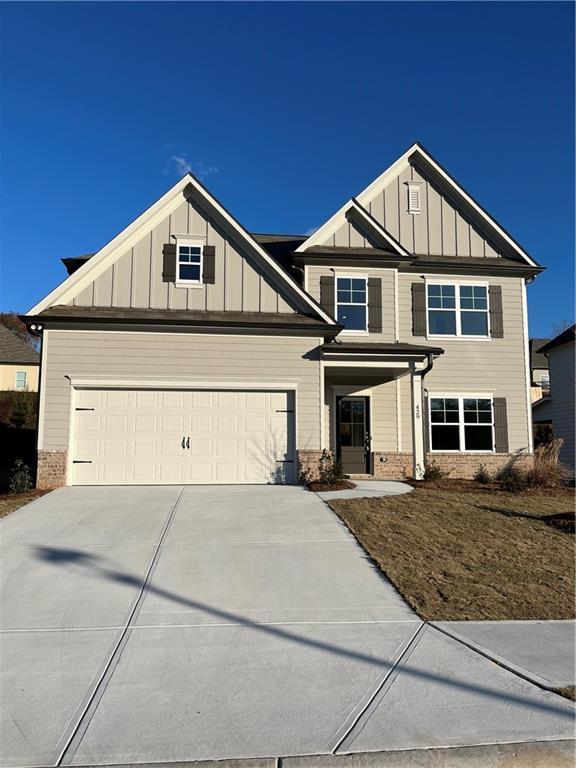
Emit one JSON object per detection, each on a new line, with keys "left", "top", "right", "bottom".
{"left": 372, "top": 452, "right": 414, "bottom": 480}
{"left": 424, "top": 452, "right": 533, "bottom": 480}
{"left": 37, "top": 450, "right": 67, "bottom": 489}
{"left": 297, "top": 450, "right": 324, "bottom": 482}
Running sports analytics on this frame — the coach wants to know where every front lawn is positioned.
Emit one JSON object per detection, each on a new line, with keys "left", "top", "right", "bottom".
{"left": 0, "top": 490, "right": 48, "bottom": 519}
{"left": 329, "top": 487, "right": 575, "bottom": 621}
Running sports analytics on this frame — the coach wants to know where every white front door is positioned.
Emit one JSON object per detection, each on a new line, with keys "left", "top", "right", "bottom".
{"left": 71, "top": 388, "right": 295, "bottom": 485}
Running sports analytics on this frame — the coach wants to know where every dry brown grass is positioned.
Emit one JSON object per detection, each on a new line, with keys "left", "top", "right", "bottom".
{"left": 329, "top": 489, "right": 575, "bottom": 621}
{"left": 556, "top": 687, "right": 576, "bottom": 701}
{"left": 0, "top": 490, "right": 48, "bottom": 519}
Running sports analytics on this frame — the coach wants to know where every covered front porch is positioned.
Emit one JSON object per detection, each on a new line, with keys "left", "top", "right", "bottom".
{"left": 321, "top": 342, "right": 444, "bottom": 481}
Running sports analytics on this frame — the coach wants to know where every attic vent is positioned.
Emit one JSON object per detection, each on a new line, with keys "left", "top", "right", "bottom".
{"left": 406, "top": 182, "right": 422, "bottom": 214}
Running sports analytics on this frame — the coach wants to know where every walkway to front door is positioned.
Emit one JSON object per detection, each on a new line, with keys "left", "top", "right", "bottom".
{"left": 337, "top": 395, "right": 370, "bottom": 474}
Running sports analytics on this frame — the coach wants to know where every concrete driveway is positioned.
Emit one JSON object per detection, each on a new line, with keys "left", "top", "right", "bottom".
{"left": 1, "top": 486, "right": 573, "bottom": 766}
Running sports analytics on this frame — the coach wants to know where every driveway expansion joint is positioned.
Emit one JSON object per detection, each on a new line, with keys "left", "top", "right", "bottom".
{"left": 55, "top": 487, "right": 186, "bottom": 766}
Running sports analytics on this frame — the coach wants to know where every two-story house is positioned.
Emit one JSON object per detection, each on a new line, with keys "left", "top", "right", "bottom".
{"left": 24, "top": 143, "right": 542, "bottom": 488}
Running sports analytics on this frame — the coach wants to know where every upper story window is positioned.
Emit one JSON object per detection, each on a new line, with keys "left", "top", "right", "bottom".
{"left": 429, "top": 396, "right": 494, "bottom": 452}
{"left": 15, "top": 371, "right": 28, "bottom": 390}
{"left": 336, "top": 276, "right": 367, "bottom": 332}
{"left": 177, "top": 243, "right": 203, "bottom": 283}
{"left": 427, "top": 282, "right": 489, "bottom": 337}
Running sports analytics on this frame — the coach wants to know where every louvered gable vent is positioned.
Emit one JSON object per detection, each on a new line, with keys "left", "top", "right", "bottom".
{"left": 407, "top": 182, "right": 422, "bottom": 214}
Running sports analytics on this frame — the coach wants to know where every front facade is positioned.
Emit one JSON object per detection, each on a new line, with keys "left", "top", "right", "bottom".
{"left": 0, "top": 325, "right": 40, "bottom": 392}
{"left": 25, "top": 143, "right": 542, "bottom": 489}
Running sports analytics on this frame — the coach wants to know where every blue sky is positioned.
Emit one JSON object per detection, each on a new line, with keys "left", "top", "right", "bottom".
{"left": 1, "top": 1, "right": 573, "bottom": 336}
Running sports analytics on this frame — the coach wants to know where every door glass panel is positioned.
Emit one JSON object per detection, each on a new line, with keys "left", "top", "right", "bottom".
{"left": 339, "top": 399, "right": 366, "bottom": 448}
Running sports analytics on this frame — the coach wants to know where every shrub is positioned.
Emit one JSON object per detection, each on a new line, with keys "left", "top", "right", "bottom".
{"left": 526, "top": 439, "right": 571, "bottom": 489}
{"left": 421, "top": 459, "right": 450, "bottom": 482}
{"left": 9, "top": 459, "right": 33, "bottom": 493}
{"left": 317, "top": 449, "right": 344, "bottom": 485}
{"left": 0, "top": 391, "right": 37, "bottom": 429}
{"left": 496, "top": 461, "right": 529, "bottom": 492}
{"left": 473, "top": 463, "right": 492, "bottom": 484}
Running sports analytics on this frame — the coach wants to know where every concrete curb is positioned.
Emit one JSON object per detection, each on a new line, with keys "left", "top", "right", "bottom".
{"left": 53, "top": 739, "right": 576, "bottom": 767}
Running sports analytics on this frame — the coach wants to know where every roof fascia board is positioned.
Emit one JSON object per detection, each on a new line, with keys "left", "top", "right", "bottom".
{"left": 28, "top": 176, "right": 193, "bottom": 314}
{"left": 403, "top": 147, "right": 539, "bottom": 268}
{"left": 348, "top": 199, "right": 410, "bottom": 256}
{"left": 295, "top": 143, "right": 417, "bottom": 253}
{"left": 29, "top": 174, "right": 336, "bottom": 325}
{"left": 296, "top": 142, "right": 538, "bottom": 268}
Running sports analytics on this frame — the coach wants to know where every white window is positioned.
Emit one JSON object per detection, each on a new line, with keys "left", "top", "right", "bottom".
{"left": 336, "top": 276, "right": 368, "bottom": 332}
{"left": 429, "top": 396, "right": 494, "bottom": 452}
{"left": 407, "top": 182, "right": 422, "bottom": 214}
{"left": 177, "top": 243, "right": 203, "bottom": 283}
{"left": 15, "top": 371, "right": 28, "bottom": 390}
{"left": 427, "top": 282, "right": 489, "bottom": 337}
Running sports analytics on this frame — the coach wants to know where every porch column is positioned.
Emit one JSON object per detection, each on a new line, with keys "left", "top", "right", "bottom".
{"left": 410, "top": 364, "right": 425, "bottom": 480}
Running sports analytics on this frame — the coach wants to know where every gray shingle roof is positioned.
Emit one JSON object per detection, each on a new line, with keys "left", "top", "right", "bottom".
{"left": 0, "top": 324, "right": 40, "bottom": 364}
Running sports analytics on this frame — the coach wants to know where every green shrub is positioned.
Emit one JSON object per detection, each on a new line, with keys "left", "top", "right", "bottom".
{"left": 317, "top": 449, "right": 344, "bottom": 485}
{"left": 496, "top": 461, "right": 529, "bottom": 492}
{"left": 421, "top": 459, "right": 450, "bottom": 482}
{"left": 9, "top": 459, "right": 33, "bottom": 493}
{"left": 473, "top": 463, "right": 492, "bottom": 484}
{"left": 0, "top": 391, "right": 37, "bottom": 429}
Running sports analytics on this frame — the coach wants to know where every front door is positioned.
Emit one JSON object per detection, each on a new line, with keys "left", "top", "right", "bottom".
{"left": 336, "top": 396, "right": 371, "bottom": 474}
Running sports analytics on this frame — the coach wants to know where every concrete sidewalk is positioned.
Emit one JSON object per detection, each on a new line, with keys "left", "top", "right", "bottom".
{"left": 432, "top": 620, "right": 576, "bottom": 689}
{"left": 317, "top": 480, "right": 413, "bottom": 501}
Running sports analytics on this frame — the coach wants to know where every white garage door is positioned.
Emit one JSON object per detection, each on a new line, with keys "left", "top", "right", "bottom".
{"left": 71, "top": 389, "right": 295, "bottom": 485}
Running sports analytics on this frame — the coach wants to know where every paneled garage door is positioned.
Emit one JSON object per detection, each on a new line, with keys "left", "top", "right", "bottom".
{"left": 71, "top": 389, "right": 295, "bottom": 485}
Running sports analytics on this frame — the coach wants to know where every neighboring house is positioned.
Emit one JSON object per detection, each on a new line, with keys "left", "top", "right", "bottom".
{"left": 529, "top": 337, "right": 550, "bottom": 402}
{"left": 24, "top": 143, "right": 543, "bottom": 489}
{"left": 535, "top": 326, "right": 575, "bottom": 471}
{"left": 0, "top": 325, "right": 40, "bottom": 392}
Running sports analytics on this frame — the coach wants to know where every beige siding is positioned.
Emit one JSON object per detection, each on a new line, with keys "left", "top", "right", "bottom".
{"left": 0, "top": 363, "right": 39, "bottom": 392}
{"left": 322, "top": 162, "right": 502, "bottom": 259}
{"left": 41, "top": 331, "right": 322, "bottom": 455}
{"left": 547, "top": 343, "right": 575, "bottom": 469}
{"left": 71, "top": 199, "right": 298, "bottom": 314}
{"left": 307, "top": 266, "right": 396, "bottom": 342}
{"left": 398, "top": 273, "right": 531, "bottom": 453}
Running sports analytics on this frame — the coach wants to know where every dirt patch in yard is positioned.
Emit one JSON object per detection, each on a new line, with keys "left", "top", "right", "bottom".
{"left": 555, "top": 687, "right": 576, "bottom": 701}
{"left": 329, "top": 489, "right": 575, "bottom": 621}
{"left": 308, "top": 480, "right": 356, "bottom": 492}
{"left": 0, "top": 490, "right": 48, "bottom": 519}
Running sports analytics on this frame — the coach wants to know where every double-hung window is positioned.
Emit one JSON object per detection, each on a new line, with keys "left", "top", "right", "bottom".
{"left": 336, "top": 276, "right": 367, "bottom": 332}
{"left": 177, "top": 243, "right": 203, "bottom": 283}
{"left": 15, "top": 371, "right": 27, "bottom": 390}
{"left": 427, "top": 283, "right": 489, "bottom": 337}
{"left": 429, "top": 396, "right": 494, "bottom": 452}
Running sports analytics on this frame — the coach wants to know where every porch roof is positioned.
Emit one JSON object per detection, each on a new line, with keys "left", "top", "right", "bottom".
{"left": 322, "top": 341, "right": 444, "bottom": 359}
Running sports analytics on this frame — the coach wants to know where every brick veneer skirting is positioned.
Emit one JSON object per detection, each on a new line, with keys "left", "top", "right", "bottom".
{"left": 425, "top": 452, "right": 533, "bottom": 480}
{"left": 37, "top": 450, "right": 67, "bottom": 489}
{"left": 297, "top": 450, "right": 324, "bottom": 482}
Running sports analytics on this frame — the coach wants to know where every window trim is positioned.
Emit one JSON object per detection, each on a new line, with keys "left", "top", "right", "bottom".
{"left": 15, "top": 370, "right": 28, "bottom": 390}
{"left": 428, "top": 393, "right": 495, "bottom": 454}
{"left": 176, "top": 240, "right": 204, "bottom": 285}
{"left": 335, "top": 274, "right": 369, "bottom": 334}
{"left": 425, "top": 279, "right": 490, "bottom": 339}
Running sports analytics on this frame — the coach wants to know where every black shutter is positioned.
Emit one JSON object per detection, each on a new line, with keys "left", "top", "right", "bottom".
{"left": 368, "top": 278, "right": 382, "bottom": 333}
{"left": 162, "top": 243, "right": 177, "bottom": 283}
{"left": 489, "top": 285, "right": 504, "bottom": 338}
{"left": 320, "top": 275, "right": 335, "bottom": 317}
{"left": 202, "top": 245, "right": 216, "bottom": 284}
{"left": 412, "top": 282, "right": 427, "bottom": 336}
{"left": 493, "top": 397, "right": 509, "bottom": 453}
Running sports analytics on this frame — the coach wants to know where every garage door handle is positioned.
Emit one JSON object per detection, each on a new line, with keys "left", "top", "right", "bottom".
{"left": 186, "top": 437, "right": 190, "bottom": 449}
{"left": 181, "top": 437, "right": 186, "bottom": 449}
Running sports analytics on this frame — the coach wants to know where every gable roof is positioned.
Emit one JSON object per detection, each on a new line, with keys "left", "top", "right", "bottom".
{"left": 296, "top": 142, "right": 540, "bottom": 268}
{"left": 538, "top": 325, "right": 576, "bottom": 354}
{"left": 0, "top": 325, "right": 39, "bottom": 364}
{"left": 29, "top": 175, "right": 336, "bottom": 324}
